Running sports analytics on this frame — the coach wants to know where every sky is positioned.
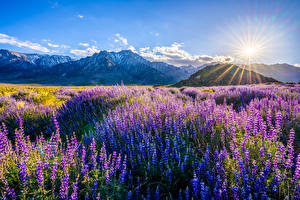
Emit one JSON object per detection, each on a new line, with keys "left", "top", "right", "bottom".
{"left": 0, "top": 0, "right": 299, "bottom": 66}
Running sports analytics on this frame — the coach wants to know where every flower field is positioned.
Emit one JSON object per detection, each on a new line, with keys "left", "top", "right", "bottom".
{"left": 0, "top": 84, "right": 299, "bottom": 199}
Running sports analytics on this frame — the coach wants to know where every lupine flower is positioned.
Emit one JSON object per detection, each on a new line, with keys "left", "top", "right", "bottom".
{"left": 286, "top": 129, "right": 295, "bottom": 169}
{"left": 90, "top": 138, "right": 97, "bottom": 170}
{"left": 126, "top": 191, "right": 132, "bottom": 200}
{"left": 294, "top": 154, "right": 300, "bottom": 181}
{"left": 36, "top": 158, "right": 44, "bottom": 188}
{"left": 192, "top": 172, "right": 199, "bottom": 197}
{"left": 70, "top": 180, "right": 78, "bottom": 200}
{"left": 185, "top": 186, "right": 190, "bottom": 200}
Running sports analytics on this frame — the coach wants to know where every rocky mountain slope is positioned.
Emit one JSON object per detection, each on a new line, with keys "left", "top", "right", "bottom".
{"left": 243, "top": 63, "right": 300, "bottom": 83}
{"left": 173, "top": 64, "right": 279, "bottom": 87}
{"left": 0, "top": 49, "right": 188, "bottom": 85}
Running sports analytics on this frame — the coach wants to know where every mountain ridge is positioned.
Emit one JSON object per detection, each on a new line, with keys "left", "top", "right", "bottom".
{"left": 173, "top": 64, "right": 280, "bottom": 87}
{"left": 0, "top": 49, "right": 299, "bottom": 85}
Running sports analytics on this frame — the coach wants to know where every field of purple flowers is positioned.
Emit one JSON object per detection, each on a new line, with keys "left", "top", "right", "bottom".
{"left": 0, "top": 84, "right": 299, "bottom": 199}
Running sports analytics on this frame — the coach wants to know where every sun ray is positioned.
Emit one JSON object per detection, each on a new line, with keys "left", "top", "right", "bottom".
{"left": 228, "top": 66, "right": 240, "bottom": 85}
{"left": 238, "top": 65, "right": 245, "bottom": 85}
{"left": 212, "top": 64, "right": 235, "bottom": 85}
{"left": 252, "top": 64, "right": 262, "bottom": 83}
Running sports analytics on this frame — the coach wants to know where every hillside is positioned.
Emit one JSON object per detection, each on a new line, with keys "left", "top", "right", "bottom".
{"left": 244, "top": 63, "right": 300, "bottom": 83}
{"left": 173, "top": 63, "right": 279, "bottom": 87}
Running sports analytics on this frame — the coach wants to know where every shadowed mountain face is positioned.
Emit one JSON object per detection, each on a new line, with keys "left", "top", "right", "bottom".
{"left": 0, "top": 49, "right": 189, "bottom": 85}
{"left": 0, "top": 49, "right": 297, "bottom": 86}
{"left": 243, "top": 63, "right": 300, "bottom": 83}
{"left": 45, "top": 50, "right": 189, "bottom": 85}
{"left": 173, "top": 64, "right": 279, "bottom": 87}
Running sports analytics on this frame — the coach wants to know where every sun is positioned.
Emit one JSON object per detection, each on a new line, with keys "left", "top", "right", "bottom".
{"left": 243, "top": 46, "right": 257, "bottom": 57}
{"left": 235, "top": 42, "right": 264, "bottom": 63}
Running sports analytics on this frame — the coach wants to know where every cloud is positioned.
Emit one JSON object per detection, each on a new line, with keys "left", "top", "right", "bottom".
{"left": 138, "top": 42, "right": 234, "bottom": 66}
{"left": 0, "top": 33, "right": 50, "bottom": 53}
{"left": 70, "top": 45, "right": 100, "bottom": 57}
{"left": 43, "top": 40, "right": 69, "bottom": 49}
{"left": 77, "top": 14, "right": 84, "bottom": 19}
{"left": 79, "top": 42, "right": 90, "bottom": 47}
{"left": 47, "top": 42, "right": 59, "bottom": 48}
{"left": 127, "top": 45, "right": 137, "bottom": 53}
{"left": 114, "top": 33, "right": 128, "bottom": 46}
{"left": 294, "top": 64, "right": 300, "bottom": 68}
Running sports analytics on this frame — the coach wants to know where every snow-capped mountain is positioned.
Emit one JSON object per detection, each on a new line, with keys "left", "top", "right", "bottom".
{"left": 0, "top": 49, "right": 72, "bottom": 68}
{"left": 1, "top": 48, "right": 299, "bottom": 85}
{"left": 45, "top": 50, "right": 189, "bottom": 85}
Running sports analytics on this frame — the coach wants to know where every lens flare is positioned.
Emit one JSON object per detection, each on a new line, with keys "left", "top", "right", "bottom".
{"left": 243, "top": 46, "right": 256, "bottom": 57}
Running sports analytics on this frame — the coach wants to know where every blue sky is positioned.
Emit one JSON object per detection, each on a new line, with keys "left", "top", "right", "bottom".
{"left": 0, "top": 0, "right": 299, "bottom": 66}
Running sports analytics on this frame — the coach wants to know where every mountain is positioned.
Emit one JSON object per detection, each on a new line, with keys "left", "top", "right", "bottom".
{"left": 173, "top": 64, "right": 279, "bottom": 87}
{"left": 180, "top": 64, "right": 214, "bottom": 74}
{"left": 0, "top": 49, "right": 72, "bottom": 68}
{"left": 0, "top": 49, "right": 189, "bottom": 85}
{"left": 41, "top": 50, "right": 189, "bottom": 85}
{"left": 243, "top": 63, "right": 300, "bottom": 83}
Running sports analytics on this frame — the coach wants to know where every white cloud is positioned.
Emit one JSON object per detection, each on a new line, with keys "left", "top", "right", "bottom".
{"left": 79, "top": 42, "right": 90, "bottom": 47}
{"left": 47, "top": 42, "right": 59, "bottom": 48}
{"left": 138, "top": 42, "right": 233, "bottom": 66}
{"left": 0, "top": 33, "right": 50, "bottom": 53}
{"left": 294, "top": 64, "right": 300, "bottom": 68}
{"left": 114, "top": 33, "right": 128, "bottom": 46}
{"left": 43, "top": 40, "right": 69, "bottom": 49}
{"left": 70, "top": 45, "right": 100, "bottom": 57}
{"left": 128, "top": 45, "right": 137, "bottom": 53}
{"left": 77, "top": 14, "right": 84, "bottom": 19}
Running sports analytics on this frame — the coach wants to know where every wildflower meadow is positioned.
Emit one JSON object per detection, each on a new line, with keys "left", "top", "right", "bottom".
{"left": 0, "top": 84, "right": 299, "bottom": 199}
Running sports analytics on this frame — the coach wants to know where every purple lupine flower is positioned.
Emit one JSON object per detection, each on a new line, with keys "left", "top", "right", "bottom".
{"left": 191, "top": 172, "right": 199, "bottom": 197}
{"left": 105, "top": 170, "right": 110, "bottom": 185}
{"left": 275, "top": 112, "right": 282, "bottom": 130}
{"left": 90, "top": 138, "right": 97, "bottom": 170}
{"left": 92, "top": 180, "right": 98, "bottom": 198}
{"left": 152, "top": 148, "right": 157, "bottom": 166}
{"left": 231, "top": 185, "right": 239, "bottom": 200}
{"left": 168, "top": 168, "right": 172, "bottom": 184}
{"left": 252, "top": 160, "right": 257, "bottom": 176}
{"left": 70, "top": 181, "right": 78, "bottom": 200}
{"left": 51, "top": 159, "right": 58, "bottom": 186}
{"left": 286, "top": 129, "right": 295, "bottom": 169}
{"left": 244, "top": 150, "right": 250, "bottom": 167}
{"left": 120, "top": 156, "right": 127, "bottom": 183}
{"left": 0, "top": 123, "right": 10, "bottom": 157}
{"left": 53, "top": 113, "right": 60, "bottom": 135}
{"left": 185, "top": 186, "right": 189, "bottom": 200}
{"left": 178, "top": 189, "right": 183, "bottom": 200}
{"left": 59, "top": 166, "right": 70, "bottom": 199}
{"left": 0, "top": 176, "right": 16, "bottom": 199}
{"left": 115, "top": 153, "right": 122, "bottom": 170}
{"left": 294, "top": 154, "right": 300, "bottom": 181}
{"left": 18, "top": 160, "right": 29, "bottom": 192}
{"left": 36, "top": 158, "right": 44, "bottom": 188}
{"left": 126, "top": 191, "right": 132, "bottom": 200}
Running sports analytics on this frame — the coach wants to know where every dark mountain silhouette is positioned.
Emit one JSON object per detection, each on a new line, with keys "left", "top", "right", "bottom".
{"left": 173, "top": 64, "right": 280, "bottom": 87}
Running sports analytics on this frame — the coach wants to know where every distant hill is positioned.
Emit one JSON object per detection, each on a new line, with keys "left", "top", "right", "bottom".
{"left": 1, "top": 49, "right": 297, "bottom": 86}
{"left": 0, "top": 49, "right": 189, "bottom": 85}
{"left": 243, "top": 63, "right": 300, "bottom": 83}
{"left": 173, "top": 64, "right": 279, "bottom": 87}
